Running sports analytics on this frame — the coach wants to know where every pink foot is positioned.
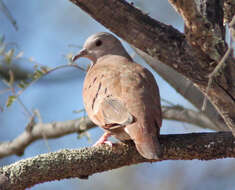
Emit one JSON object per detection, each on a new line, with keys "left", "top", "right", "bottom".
{"left": 93, "top": 132, "right": 113, "bottom": 147}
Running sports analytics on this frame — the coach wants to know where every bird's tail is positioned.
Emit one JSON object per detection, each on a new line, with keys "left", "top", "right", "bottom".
{"left": 135, "top": 135, "right": 162, "bottom": 160}
{"left": 125, "top": 121, "right": 162, "bottom": 160}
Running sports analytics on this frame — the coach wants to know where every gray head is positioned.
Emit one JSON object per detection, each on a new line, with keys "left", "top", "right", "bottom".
{"left": 72, "top": 32, "right": 132, "bottom": 63}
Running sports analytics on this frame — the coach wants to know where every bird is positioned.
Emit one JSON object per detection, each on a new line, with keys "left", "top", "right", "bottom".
{"left": 72, "top": 32, "right": 162, "bottom": 159}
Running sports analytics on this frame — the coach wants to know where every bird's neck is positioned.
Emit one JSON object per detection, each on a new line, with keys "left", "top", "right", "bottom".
{"left": 96, "top": 51, "right": 133, "bottom": 63}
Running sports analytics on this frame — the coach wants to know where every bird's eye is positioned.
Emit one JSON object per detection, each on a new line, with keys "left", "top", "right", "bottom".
{"left": 95, "top": 40, "right": 102, "bottom": 47}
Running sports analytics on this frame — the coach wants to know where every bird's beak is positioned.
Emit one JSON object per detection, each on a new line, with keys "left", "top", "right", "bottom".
{"left": 72, "top": 48, "right": 88, "bottom": 62}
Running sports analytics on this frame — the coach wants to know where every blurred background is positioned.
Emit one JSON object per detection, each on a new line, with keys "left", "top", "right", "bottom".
{"left": 1, "top": 0, "right": 235, "bottom": 189}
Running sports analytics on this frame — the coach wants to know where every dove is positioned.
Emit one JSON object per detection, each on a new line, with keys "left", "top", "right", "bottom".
{"left": 72, "top": 32, "right": 162, "bottom": 159}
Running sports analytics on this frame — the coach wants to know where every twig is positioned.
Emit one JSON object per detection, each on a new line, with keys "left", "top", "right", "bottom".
{"left": 202, "top": 47, "right": 232, "bottom": 111}
{"left": 161, "top": 98, "right": 176, "bottom": 106}
{"left": 5, "top": 70, "right": 33, "bottom": 118}
{"left": 0, "top": 0, "right": 18, "bottom": 30}
{"left": 17, "top": 63, "right": 85, "bottom": 97}
{"left": 202, "top": 14, "right": 235, "bottom": 111}
{"left": 34, "top": 109, "right": 51, "bottom": 152}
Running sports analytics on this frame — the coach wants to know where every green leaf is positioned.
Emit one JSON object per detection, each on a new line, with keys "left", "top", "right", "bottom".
{"left": 40, "top": 66, "right": 49, "bottom": 73}
{"left": 6, "top": 95, "right": 16, "bottom": 107}
{"left": 18, "top": 80, "right": 29, "bottom": 89}
{"left": 32, "top": 66, "right": 50, "bottom": 80}
{"left": 33, "top": 69, "right": 44, "bottom": 79}
{"left": 4, "top": 49, "right": 14, "bottom": 64}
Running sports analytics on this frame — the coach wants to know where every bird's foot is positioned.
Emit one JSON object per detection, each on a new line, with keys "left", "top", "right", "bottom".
{"left": 93, "top": 140, "right": 113, "bottom": 147}
{"left": 93, "top": 132, "right": 113, "bottom": 147}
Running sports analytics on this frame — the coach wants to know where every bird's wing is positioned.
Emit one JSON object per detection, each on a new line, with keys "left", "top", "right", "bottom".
{"left": 83, "top": 56, "right": 134, "bottom": 129}
{"left": 95, "top": 97, "right": 134, "bottom": 129}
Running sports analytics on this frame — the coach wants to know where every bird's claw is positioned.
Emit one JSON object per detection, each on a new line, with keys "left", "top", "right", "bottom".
{"left": 92, "top": 132, "right": 113, "bottom": 147}
{"left": 93, "top": 140, "right": 113, "bottom": 147}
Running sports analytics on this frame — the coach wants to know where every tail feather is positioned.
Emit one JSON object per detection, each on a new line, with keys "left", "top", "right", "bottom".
{"left": 125, "top": 121, "right": 162, "bottom": 160}
{"left": 135, "top": 136, "right": 162, "bottom": 159}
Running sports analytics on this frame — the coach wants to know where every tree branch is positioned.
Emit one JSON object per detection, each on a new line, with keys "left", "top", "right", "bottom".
{"left": 168, "top": 0, "right": 225, "bottom": 61}
{"left": 0, "top": 117, "right": 96, "bottom": 159}
{"left": 162, "top": 106, "right": 226, "bottom": 131}
{"left": 224, "top": 0, "right": 235, "bottom": 23}
{"left": 0, "top": 132, "right": 234, "bottom": 190}
{"left": 69, "top": 0, "right": 235, "bottom": 134}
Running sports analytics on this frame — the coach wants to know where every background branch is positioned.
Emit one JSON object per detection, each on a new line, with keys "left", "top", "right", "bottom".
{"left": 0, "top": 106, "right": 219, "bottom": 159}
{"left": 162, "top": 106, "right": 225, "bottom": 131}
{"left": 0, "top": 132, "right": 234, "bottom": 190}
{"left": 0, "top": 117, "right": 95, "bottom": 159}
{"left": 0, "top": 0, "right": 18, "bottom": 30}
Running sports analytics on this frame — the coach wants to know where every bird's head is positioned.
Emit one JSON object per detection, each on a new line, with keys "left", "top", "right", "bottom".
{"left": 72, "top": 32, "right": 131, "bottom": 63}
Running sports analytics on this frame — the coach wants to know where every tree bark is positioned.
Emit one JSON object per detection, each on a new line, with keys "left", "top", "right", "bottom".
{"left": 0, "top": 132, "right": 234, "bottom": 190}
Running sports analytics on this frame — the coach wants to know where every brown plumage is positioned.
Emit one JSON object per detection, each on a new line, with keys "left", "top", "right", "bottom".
{"left": 73, "top": 32, "right": 162, "bottom": 159}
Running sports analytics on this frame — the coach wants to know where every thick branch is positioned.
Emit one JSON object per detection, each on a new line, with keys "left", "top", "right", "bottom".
{"left": 0, "top": 132, "right": 234, "bottom": 190}
{"left": 167, "top": 0, "right": 235, "bottom": 132}
{"left": 0, "top": 106, "right": 221, "bottom": 159}
{"left": 224, "top": 0, "right": 235, "bottom": 23}
{"left": 69, "top": 0, "right": 235, "bottom": 133}
{"left": 168, "top": 0, "right": 225, "bottom": 61}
